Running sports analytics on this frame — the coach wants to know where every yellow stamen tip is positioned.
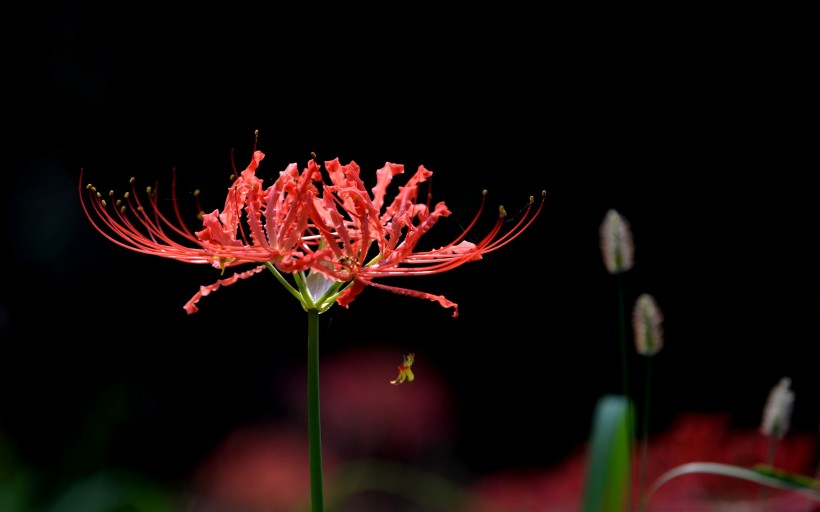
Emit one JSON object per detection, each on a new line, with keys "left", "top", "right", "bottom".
{"left": 101, "top": 199, "right": 107, "bottom": 207}
{"left": 194, "top": 189, "right": 200, "bottom": 197}
{"left": 482, "top": 189, "right": 488, "bottom": 197}
{"left": 146, "top": 186, "right": 152, "bottom": 194}
{"left": 129, "top": 177, "right": 135, "bottom": 184}
{"left": 499, "top": 205, "right": 507, "bottom": 218}
{"left": 85, "top": 183, "right": 93, "bottom": 190}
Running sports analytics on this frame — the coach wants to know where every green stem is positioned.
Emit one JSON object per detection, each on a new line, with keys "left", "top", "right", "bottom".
{"left": 616, "top": 272, "right": 629, "bottom": 399}
{"left": 759, "top": 430, "right": 778, "bottom": 506}
{"left": 637, "top": 357, "right": 652, "bottom": 512}
{"left": 615, "top": 273, "right": 635, "bottom": 511}
{"left": 307, "top": 309, "right": 324, "bottom": 512}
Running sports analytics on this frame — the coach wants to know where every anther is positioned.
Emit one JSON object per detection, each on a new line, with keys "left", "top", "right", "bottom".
{"left": 499, "top": 205, "right": 507, "bottom": 218}
{"left": 116, "top": 199, "right": 122, "bottom": 206}
{"left": 120, "top": 206, "right": 126, "bottom": 213}
{"left": 109, "top": 190, "right": 114, "bottom": 197}
{"left": 129, "top": 177, "right": 135, "bottom": 184}
{"left": 482, "top": 189, "right": 488, "bottom": 197}
{"left": 86, "top": 183, "right": 93, "bottom": 190}
{"left": 101, "top": 199, "right": 107, "bottom": 207}
{"left": 194, "top": 189, "right": 200, "bottom": 197}
{"left": 96, "top": 191, "right": 101, "bottom": 198}
{"left": 529, "top": 195, "right": 534, "bottom": 204}
{"left": 146, "top": 186, "right": 152, "bottom": 194}
{"left": 124, "top": 191, "right": 130, "bottom": 199}
{"left": 137, "top": 206, "right": 144, "bottom": 212}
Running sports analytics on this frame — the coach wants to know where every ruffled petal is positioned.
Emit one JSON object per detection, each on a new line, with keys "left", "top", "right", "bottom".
{"left": 337, "top": 279, "right": 458, "bottom": 318}
{"left": 183, "top": 265, "right": 266, "bottom": 314}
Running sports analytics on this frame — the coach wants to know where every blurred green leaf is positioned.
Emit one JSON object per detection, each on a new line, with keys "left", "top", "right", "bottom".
{"left": 582, "top": 394, "right": 633, "bottom": 512}
{"left": 0, "top": 470, "right": 33, "bottom": 512}
{"left": 645, "top": 462, "right": 820, "bottom": 507}
{"left": 46, "top": 472, "right": 175, "bottom": 512}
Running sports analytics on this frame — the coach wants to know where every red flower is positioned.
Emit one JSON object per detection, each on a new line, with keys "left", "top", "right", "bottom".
{"left": 80, "top": 150, "right": 334, "bottom": 313}
{"left": 81, "top": 150, "right": 544, "bottom": 316}
{"left": 307, "top": 159, "right": 545, "bottom": 317}
{"left": 195, "top": 424, "right": 339, "bottom": 511}
{"left": 469, "top": 413, "right": 819, "bottom": 512}
{"left": 281, "top": 346, "right": 456, "bottom": 459}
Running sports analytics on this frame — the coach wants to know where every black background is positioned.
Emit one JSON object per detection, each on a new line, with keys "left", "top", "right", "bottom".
{"left": 2, "top": 5, "right": 818, "bottom": 507}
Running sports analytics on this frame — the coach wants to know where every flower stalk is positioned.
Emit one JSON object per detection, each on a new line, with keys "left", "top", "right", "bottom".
{"left": 632, "top": 293, "right": 663, "bottom": 512}
{"left": 307, "top": 308, "right": 324, "bottom": 512}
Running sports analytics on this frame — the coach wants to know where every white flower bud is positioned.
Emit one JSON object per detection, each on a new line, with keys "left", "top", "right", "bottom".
{"left": 600, "top": 209, "right": 634, "bottom": 274}
{"left": 761, "top": 377, "right": 794, "bottom": 440}
{"left": 632, "top": 294, "right": 663, "bottom": 356}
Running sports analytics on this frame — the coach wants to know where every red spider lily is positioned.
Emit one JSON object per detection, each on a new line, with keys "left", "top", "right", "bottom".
{"left": 306, "top": 158, "right": 546, "bottom": 317}
{"left": 79, "top": 150, "right": 335, "bottom": 313}
{"left": 81, "top": 150, "right": 544, "bottom": 316}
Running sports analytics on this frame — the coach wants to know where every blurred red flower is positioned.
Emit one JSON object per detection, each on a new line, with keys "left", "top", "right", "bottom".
{"left": 194, "top": 424, "right": 339, "bottom": 511}
{"left": 469, "top": 412, "right": 819, "bottom": 512}
{"left": 282, "top": 346, "right": 456, "bottom": 460}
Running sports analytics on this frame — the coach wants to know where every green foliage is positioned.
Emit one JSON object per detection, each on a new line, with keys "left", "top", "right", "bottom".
{"left": 582, "top": 395, "right": 633, "bottom": 512}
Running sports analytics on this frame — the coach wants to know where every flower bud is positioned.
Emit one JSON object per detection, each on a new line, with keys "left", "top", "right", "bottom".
{"left": 632, "top": 293, "right": 663, "bottom": 356}
{"left": 761, "top": 377, "right": 794, "bottom": 440}
{"left": 600, "top": 209, "right": 635, "bottom": 274}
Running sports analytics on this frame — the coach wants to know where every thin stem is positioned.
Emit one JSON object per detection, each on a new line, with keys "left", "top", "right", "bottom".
{"left": 637, "top": 357, "right": 652, "bottom": 512}
{"left": 307, "top": 309, "right": 324, "bottom": 512}
{"left": 758, "top": 431, "right": 779, "bottom": 508}
{"left": 265, "top": 262, "right": 303, "bottom": 302}
{"left": 617, "top": 272, "right": 629, "bottom": 399}
{"left": 615, "top": 272, "right": 635, "bottom": 511}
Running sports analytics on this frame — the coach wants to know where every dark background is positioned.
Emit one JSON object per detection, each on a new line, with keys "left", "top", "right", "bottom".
{"left": 2, "top": 5, "right": 818, "bottom": 508}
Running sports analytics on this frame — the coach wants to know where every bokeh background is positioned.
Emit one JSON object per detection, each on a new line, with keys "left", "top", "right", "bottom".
{"left": 2, "top": 6, "right": 818, "bottom": 511}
